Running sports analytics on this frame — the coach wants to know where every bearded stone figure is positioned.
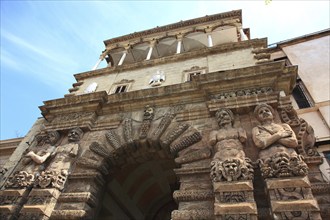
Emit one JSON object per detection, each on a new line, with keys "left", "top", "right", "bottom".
{"left": 5, "top": 131, "right": 60, "bottom": 188}
{"left": 252, "top": 104, "right": 308, "bottom": 178}
{"left": 26, "top": 127, "right": 83, "bottom": 190}
{"left": 209, "top": 108, "right": 253, "bottom": 182}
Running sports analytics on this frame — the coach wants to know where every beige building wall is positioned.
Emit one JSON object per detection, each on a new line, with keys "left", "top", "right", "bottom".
{"left": 75, "top": 48, "right": 256, "bottom": 95}
{"left": 280, "top": 34, "right": 330, "bottom": 143}
{"left": 0, "top": 138, "right": 23, "bottom": 169}
{"left": 282, "top": 36, "right": 330, "bottom": 103}
{"left": 298, "top": 110, "right": 330, "bottom": 142}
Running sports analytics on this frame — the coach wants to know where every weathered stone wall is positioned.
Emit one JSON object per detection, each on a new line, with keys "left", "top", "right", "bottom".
{"left": 74, "top": 48, "right": 257, "bottom": 96}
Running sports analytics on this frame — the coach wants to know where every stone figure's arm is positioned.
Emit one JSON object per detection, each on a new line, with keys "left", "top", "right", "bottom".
{"left": 252, "top": 127, "right": 287, "bottom": 149}
{"left": 26, "top": 146, "right": 57, "bottom": 164}
{"left": 277, "top": 124, "right": 298, "bottom": 148}
{"left": 238, "top": 128, "right": 247, "bottom": 143}
{"left": 26, "top": 151, "right": 51, "bottom": 164}
{"left": 209, "top": 131, "right": 217, "bottom": 146}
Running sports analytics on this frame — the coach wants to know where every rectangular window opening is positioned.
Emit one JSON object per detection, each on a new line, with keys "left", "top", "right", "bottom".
{"left": 292, "top": 79, "right": 312, "bottom": 109}
{"left": 115, "top": 85, "right": 127, "bottom": 94}
{"left": 188, "top": 72, "right": 201, "bottom": 81}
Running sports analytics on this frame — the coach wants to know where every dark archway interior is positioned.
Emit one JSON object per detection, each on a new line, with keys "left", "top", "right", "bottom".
{"left": 97, "top": 158, "right": 179, "bottom": 220}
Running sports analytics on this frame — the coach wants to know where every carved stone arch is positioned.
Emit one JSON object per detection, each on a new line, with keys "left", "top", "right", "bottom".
{"left": 211, "top": 24, "right": 237, "bottom": 32}
{"left": 130, "top": 41, "right": 152, "bottom": 62}
{"left": 182, "top": 30, "right": 208, "bottom": 51}
{"left": 156, "top": 36, "right": 177, "bottom": 57}
{"left": 68, "top": 108, "right": 210, "bottom": 220}
{"left": 211, "top": 24, "right": 239, "bottom": 46}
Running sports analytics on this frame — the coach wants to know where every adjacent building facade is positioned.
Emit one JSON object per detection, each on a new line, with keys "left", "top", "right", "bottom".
{"left": 0, "top": 10, "right": 329, "bottom": 220}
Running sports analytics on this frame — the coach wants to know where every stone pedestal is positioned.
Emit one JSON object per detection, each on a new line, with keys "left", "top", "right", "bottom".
{"left": 172, "top": 166, "right": 214, "bottom": 220}
{"left": 213, "top": 180, "right": 257, "bottom": 220}
{"left": 18, "top": 188, "right": 61, "bottom": 220}
{"left": 266, "top": 176, "right": 321, "bottom": 220}
{"left": 0, "top": 189, "right": 29, "bottom": 220}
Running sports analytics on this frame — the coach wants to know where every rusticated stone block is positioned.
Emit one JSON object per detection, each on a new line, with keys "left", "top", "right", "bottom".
{"left": 0, "top": 189, "right": 28, "bottom": 219}
{"left": 266, "top": 176, "right": 311, "bottom": 189}
{"left": 214, "top": 202, "right": 257, "bottom": 215}
{"left": 20, "top": 188, "right": 61, "bottom": 217}
{"left": 213, "top": 180, "right": 254, "bottom": 192}
{"left": 271, "top": 199, "right": 320, "bottom": 212}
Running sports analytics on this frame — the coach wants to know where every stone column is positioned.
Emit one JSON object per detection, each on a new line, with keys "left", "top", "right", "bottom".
{"left": 146, "top": 41, "right": 156, "bottom": 60}
{"left": 118, "top": 51, "right": 127, "bottom": 66}
{"left": 205, "top": 28, "right": 213, "bottom": 47}
{"left": 176, "top": 35, "right": 183, "bottom": 54}
{"left": 239, "top": 28, "right": 248, "bottom": 41}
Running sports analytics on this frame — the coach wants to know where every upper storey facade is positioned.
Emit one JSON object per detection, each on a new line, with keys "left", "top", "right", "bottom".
{"left": 67, "top": 10, "right": 272, "bottom": 97}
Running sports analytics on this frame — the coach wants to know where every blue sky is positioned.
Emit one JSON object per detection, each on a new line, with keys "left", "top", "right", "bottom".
{"left": 1, "top": 1, "right": 329, "bottom": 140}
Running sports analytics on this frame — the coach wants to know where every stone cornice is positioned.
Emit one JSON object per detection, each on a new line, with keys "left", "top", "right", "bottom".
{"left": 103, "top": 10, "right": 242, "bottom": 45}
{"left": 40, "top": 61, "right": 296, "bottom": 123}
{"left": 75, "top": 38, "right": 267, "bottom": 81}
{"left": 39, "top": 91, "right": 108, "bottom": 121}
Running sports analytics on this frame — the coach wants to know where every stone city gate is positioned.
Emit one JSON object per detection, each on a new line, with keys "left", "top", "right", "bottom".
{"left": 1, "top": 102, "right": 320, "bottom": 219}
{"left": 0, "top": 63, "right": 325, "bottom": 219}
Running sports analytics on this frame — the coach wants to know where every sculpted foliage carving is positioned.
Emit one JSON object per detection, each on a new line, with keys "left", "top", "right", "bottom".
{"left": 258, "top": 152, "right": 308, "bottom": 178}
{"left": 6, "top": 171, "right": 35, "bottom": 188}
{"left": 211, "top": 158, "right": 253, "bottom": 182}
{"left": 210, "top": 87, "right": 273, "bottom": 100}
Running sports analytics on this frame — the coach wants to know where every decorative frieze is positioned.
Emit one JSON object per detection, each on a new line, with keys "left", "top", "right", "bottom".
{"left": 210, "top": 87, "right": 273, "bottom": 100}
{"left": 171, "top": 208, "right": 213, "bottom": 220}
{"left": 173, "top": 190, "right": 213, "bottom": 202}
